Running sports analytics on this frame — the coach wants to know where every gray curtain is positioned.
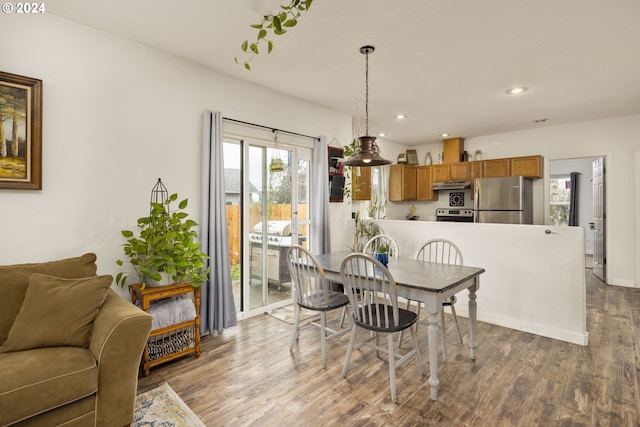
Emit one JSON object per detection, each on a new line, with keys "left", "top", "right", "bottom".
{"left": 311, "top": 136, "right": 331, "bottom": 255}
{"left": 569, "top": 172, "right": 579, "bottom": 226}
{"left": 200, "top": 110, "right": 237, "bottom": 335}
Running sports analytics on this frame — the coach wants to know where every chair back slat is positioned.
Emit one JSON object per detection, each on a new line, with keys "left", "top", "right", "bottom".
{"left": 340, "top": 253, "right": 400, "bottom": 329}
{"left": 415, "top": 239, "right": 463, "bottom": 266}
{"left": 286, "top": 245, "right": 330, "bottom": 309}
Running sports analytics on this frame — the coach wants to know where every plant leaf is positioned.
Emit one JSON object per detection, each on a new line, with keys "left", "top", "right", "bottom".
{"left": 283, "top": 19, "right": 297, "bottom": 27}
{"left": 273, "top": 15, "right": 282, "bottom": 31}
{"left": 258, "top": 29, "right": 267, "bottom": 40}
{"left": 241, "top": 40, "right": 248, "bottom": 52}
{"left": 250, "top": 43, "right": 259, "bottom": 54}
{"left": 267, "top": 40, "right": 274, "bottom": 53}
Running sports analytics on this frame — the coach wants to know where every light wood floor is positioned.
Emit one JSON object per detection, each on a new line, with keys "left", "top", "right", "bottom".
{"left": 137, "top": 269, "right": 640, "bottom": 426}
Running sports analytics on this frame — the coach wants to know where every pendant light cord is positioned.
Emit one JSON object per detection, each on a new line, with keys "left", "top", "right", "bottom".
{"left": 365, "top": 49, "right": 369, "bottom": 136}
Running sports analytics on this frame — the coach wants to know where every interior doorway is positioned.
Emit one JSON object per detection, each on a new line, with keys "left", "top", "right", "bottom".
{"left": 548, "top": 156, "right": 606, "bottom": 281}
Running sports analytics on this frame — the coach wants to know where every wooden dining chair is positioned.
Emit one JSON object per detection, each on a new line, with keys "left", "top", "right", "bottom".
{"left": 286, "top": 245, "right": 350, "bottom": 368}
{"left": 339, "top": 234, "right": 400, "bottom": 327}
{"left": 398, "top": 238, "right": 464, "bottom": 362}
{"left": 340, "top": 253, "right": 425, "bottom": 403}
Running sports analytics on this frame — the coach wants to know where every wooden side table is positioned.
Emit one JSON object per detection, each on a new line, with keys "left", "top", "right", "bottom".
{"left": 129, "top": 283, "right": 201, "bottom": 376}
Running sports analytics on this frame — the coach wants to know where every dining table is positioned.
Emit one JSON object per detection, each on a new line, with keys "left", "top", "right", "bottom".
{"left": 313, "top": 250, "right": 486, "bottom": 400}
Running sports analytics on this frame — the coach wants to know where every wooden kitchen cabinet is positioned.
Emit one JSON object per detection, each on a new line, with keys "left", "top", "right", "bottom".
{"left": 417, "top": 166, "right": 438, "bottom": 201}
{"left": 483, "top": 158, "right": 510, "bottom": 178}
{"left": 432, "top": 164, "right": 450, "bottom": 182}
{"left": 510, "top": 155, "right": 543, "bottom": 178}
{"left": 443, "top": 137, "right": 465, "bottom": 164}
{"left": 483, "top": 155, "right": 543, "bottom": 179}
{"left": 432, "top": 162, "right": 470, "bottom": 182}
{"left": 449, "top": 162, "right": 470, "bottom": 181}
{"left": 351, "top": 166, "right": 371, "bottom": 201}
{"left": 389, "top": 164, "right": 417, "bottom": 201}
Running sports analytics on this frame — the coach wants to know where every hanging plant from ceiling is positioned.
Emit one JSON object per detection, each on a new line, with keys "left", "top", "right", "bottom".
{"left": 236, "top": 0, "right": 314, "bottom": 70}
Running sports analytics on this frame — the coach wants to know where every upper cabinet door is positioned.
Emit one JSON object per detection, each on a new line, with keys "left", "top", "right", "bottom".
{"left": 483, "top": 158, "right": 510, "bottom": 178}
{"left": 417, "top": 166, "right": 438, "bottom": 201}
{"left": 389, "top": 165, "right": 417, "bottom": 201}
{"left": 449, "top": 163, "right": 470, "bottom": 181}
{"left": 351, "top": 166, "right": 372, "bottom": 201}
{"left": 432, "top": 164, "right": 450, "bottom": 182}
{"left": 510, "top": 155, "right": 543, "bottom": 178}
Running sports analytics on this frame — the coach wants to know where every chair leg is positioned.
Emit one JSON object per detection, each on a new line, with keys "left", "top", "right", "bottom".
{"left": 441, "top": 308, "right": 448, "bottom": 363}
{"left": 339, "top": 305, "right": 347, "bottom": 328}
{"left": 387, "top": 333, "right": 397, "bottom": 403}
{"left": 342, "top": 324, "right": 358, "bottom": 377}
{"left": 409, "top": 323, "right": 425, "bottom": 376}
{"left": 289, "top": 304, "right": 301, "bottom": 350}
{"left": 450, "top": 303, "right": 463, "bottom": 344}
{"left": 320, "top": 312, "right": 327, "bottom": 368}
{"left": 398, "top": 299, "right": 419, "bottom": 348}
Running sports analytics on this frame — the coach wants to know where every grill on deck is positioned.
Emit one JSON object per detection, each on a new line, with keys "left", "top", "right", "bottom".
{"left": 249, "top": 221, "right": 292, "bottom": 284}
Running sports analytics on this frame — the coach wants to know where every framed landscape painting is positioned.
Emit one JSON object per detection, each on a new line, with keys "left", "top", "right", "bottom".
{"left": 0, "top": 71, "right": 42, "bottom": 190}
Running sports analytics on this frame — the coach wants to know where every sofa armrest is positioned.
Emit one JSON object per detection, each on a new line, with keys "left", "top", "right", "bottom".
{"left": 89, "top": 289, "right": 152, "bottom": 427}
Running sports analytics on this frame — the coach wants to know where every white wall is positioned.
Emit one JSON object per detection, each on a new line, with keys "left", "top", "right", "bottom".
{"left": 343, "top": 115, "right": 640, "bottom": 288}
{"left": 0, "top": 14, "right": 352, "bottom": 298}
{"left": 378, "top": 220, "right": 588, "bottom": 346}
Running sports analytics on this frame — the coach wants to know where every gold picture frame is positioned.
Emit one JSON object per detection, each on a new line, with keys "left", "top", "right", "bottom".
{"left": 0, "top": 71, "right": 43, "bottom": 190}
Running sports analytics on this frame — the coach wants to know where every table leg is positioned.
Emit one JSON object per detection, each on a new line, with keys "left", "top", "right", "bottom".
{"left": 468, "top": 285, "right": 478, "bottom": 360}
{"left": 427, "top": 308, "right": 440, "bottom": 400}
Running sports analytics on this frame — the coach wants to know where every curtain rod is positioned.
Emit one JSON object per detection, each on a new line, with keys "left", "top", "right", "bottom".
{"left": 223, "top": 117, "right": 319, "bottom": 141}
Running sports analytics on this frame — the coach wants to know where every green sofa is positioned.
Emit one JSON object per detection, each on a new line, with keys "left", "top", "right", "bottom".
{"left": 0, "top": 253, "right": 153, "bottom": 427}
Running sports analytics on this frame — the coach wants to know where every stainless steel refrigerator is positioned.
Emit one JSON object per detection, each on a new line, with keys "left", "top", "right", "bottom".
{"left": 473, "top": 176, "right": 533, "bottom": 224}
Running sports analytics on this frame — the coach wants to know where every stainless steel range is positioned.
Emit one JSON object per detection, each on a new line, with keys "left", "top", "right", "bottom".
{"left": 249, "top": 221, "right": 292, "bottom": 284}
{"left": 435, "top": 208, "right": 474, "bottom": 222}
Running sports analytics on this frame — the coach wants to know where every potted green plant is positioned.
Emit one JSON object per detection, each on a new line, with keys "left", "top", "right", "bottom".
{"left": 373, "top": 243, "right": 389, "bottom": 266}
{"left": 116, "top": 193, "right": 210, "bottom": 288}
{"left": 350, "top": 212, "right": 383, "bottom": 252}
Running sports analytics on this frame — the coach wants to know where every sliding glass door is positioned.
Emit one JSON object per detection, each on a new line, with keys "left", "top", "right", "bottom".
{"left": 223, "top": 137, "right": 311, "bottom": 317}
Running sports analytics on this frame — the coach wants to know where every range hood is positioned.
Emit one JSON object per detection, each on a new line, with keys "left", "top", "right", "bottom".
{"left": 432, "top": 181, "right": 471, "bottom": 190}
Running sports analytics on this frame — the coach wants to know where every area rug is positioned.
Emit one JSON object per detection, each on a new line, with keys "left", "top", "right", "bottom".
{"left": 132, "top": 382, "right": 205, "bottom": 427}
{"left": 268, "top": 304, "right": 320, "bottom": 325}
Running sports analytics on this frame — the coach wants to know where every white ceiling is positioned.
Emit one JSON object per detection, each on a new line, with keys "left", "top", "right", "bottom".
{"left": 47, "top": 0, "right": 640, "bottom": 146}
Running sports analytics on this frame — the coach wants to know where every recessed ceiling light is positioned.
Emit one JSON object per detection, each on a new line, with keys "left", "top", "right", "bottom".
{"left": 506, "top": 87, "right": 527, "bottom": 95}
{"left": 395, "top": 114, "right": 407, "bottom": 119}
{"left": 440, "top": 133, "right": 449, "bottom": 138}
{"left": 378, "top": 132, "right": 386, "bottom": 137}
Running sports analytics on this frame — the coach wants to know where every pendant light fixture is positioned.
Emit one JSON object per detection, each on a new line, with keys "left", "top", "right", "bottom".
{"left": 343, "top": 45, "right": 391, "bottom": 167}
{"left": 269, "top": 129, "right": 284, "bottom": 172}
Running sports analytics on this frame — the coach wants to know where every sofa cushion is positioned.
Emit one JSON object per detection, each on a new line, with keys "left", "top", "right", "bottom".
{"left": 0, "top": 347, "right": 98, "bottom": 426}
{"left": 0, "top": 253, "right": 98, "bottom": 345}
{"left": 0, "top": 274, "right": 112, "bottom": 352}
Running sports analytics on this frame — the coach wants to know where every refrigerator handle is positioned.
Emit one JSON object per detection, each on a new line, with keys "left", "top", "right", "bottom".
{"left": 473, "top": 181, "right": 479, "bottom": 222}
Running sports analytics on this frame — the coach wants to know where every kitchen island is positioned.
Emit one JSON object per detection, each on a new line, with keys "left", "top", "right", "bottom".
{"left": 368, "top": 220, "right": 588, "bottom": 345}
